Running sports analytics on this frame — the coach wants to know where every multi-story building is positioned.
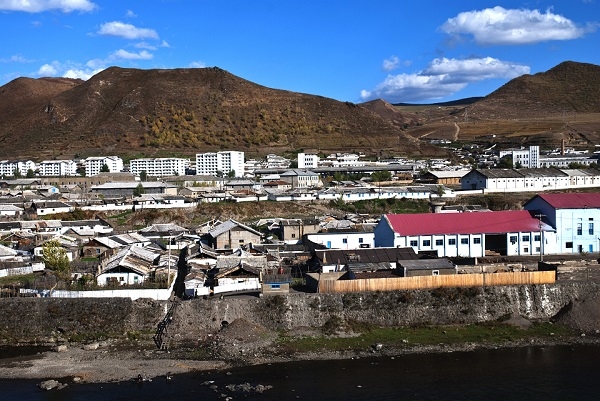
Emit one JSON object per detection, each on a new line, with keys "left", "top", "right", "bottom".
{"left": 196, "top": 151, "right": 244, "bottom": 177}
{"left": 38, "top": 160, "right": 78, "bottom": 177}
{"left": 298, "top": 153, "right": 319, "bottom": 169}
{"left": 84, "top": 156, "right": 124, "bottom": 176}
{"left": 499, "top": 146, "right": 540, "bottom": 168}
{"left": 0, "top": 160, "right": 36, "bottom": 177}
{"left": 524, "top": 193, "right": 600, "bottom": 254}
{"left": 129, "top": 158, "right": 189, "bottom": 177}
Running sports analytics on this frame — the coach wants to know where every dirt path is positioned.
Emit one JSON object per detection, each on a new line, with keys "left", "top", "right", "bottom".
{"left": 453, "top": 122, "right": 460, "bottom": 141}
{"left": 0, "top": 344, "right": 227, "bottom": 383}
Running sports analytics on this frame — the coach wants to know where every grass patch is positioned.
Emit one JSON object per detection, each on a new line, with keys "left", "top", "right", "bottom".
{"left": 277, "top": 322, "right": 575, "bottom": 354}
{"left": 0, "top": 273, "right": 37, "bottom": 286}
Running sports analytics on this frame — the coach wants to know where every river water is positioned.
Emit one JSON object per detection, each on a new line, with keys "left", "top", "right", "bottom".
{"left": 2, "top": 344, "right": 600, "bottom": 400}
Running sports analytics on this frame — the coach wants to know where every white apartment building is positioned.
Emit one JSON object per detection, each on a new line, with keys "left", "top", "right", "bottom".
{"left": 0, "top": 160, "right": 36, "bottom": 176}
{"left": 129, "top": 158, "right": 189, "bottom": 177}
{"left": 38, "top": 160, "right": 78, "bottom": 177}
{"left": 499, "top": 146, "right": 540, "bottom": 168}
{"left": 196, "top": 151, "right": 244, "bottom": 178}
{"left": 84, "top": 156, "right": 124, "bottom": 176}
{"left": 298, "top": 153, "right": 319, "bottom": 169}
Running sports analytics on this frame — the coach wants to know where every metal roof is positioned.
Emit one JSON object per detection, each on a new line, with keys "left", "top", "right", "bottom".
{"left": 526, "top": 193, "right": 600, "bottom": 209}
{"left": 398, "top": 259, "right": 456, "bottom": 271}
{"left": 317, "top": 247, "right": 418, "bottom": 265}
{"left": 383, "top": 210, "right": 553, "bottom": 236}
{"left": 208, "top": 219, "right": 261, "bottom": 238}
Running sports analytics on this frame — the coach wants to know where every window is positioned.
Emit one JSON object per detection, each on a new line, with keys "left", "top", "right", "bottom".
{"left": 522, "top": 235, "right": 530, "bottom": 241}
{"left": 291, "top": 233, "right": 296, "bottom": 238}
{"left": 359, "top": 238, "right": 363, "bottom": 243}
{"left": 590, "top": 223, "right": 594, "bottom": 235}
{"left": 536, "top": 247, "right": 540, "bottom": 252}
{"left": 524, "top": 247, "right": 529, "bottom": 253}
{"left": 342, "top": 238, "right": 348, "bottom": 244}
{"left": 435, "top": 239, "right": 443, "bottom": 246}
{"left": 448, "top": 238, "right": 456, "bottom": 245}
{"left": 410, "top": 240, "right": 418, "bottom": 247}
{"left": 534, "top": 234, "right": 541, "bottom": 241}
{"left": 510, "top": 236, "right": 517, "bottom": 243}
{"left": 577, "top": 223, "right": 582, "bottom": 235}
{"left": 461, "top": 238, "right": 469, "bottom": 245}
{"left": 473, "top": 238, "right": 481, "bottom": 244}
{"left": 432, "top": 270, "right": 440, "bottom": 276}
{"left": 423, "top": 240, "right": 431, "bottom": 247}
{"left": 566, "top": 242, "right": 573, "bottom": 249}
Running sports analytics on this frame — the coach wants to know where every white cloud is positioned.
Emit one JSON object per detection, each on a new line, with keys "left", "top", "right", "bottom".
{"left": 0, "top": 54, "right": 32, "bottom": 63}
{"left": 160, "top": 40, "right": 170, "bottom": 48}
{"left": 0, "top": 0, "right": 97, "bottom": 13}
{"left": 382, "top": 56, "right": 400, "bottom": 71}
{"left": 134, "top": 42, "right": 157, "bottom": 50}
{"left": 97, "top": 21, "right": 159, "bottom": 40}
{"left": 189, "top": 61, "right": 206, "bottom": 68}
{"left": 125, "top": 9, "right": 137, "bottom": 18}
{"left": 111, "top": 49, "right": 153, "bottom": 60}
{"left": 37, "top": 63, "right": 59, "bottom": 76}
{"left": 441, "top": 6, "right": 594, "bottom": 45}
{"left": 36, "top": 60, "right": 102, "bottom": 80}
{"left": 63, "top": 67, "right": 103, "bottom": 80}
{"left": 361, "top": 57, "right": 529, "bottom": 103}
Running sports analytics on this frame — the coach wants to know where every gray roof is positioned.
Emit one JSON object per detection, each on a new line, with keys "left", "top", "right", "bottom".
{"left": 100, "top": 246, "right": 159, "bottom": 275}
{"left": 139, "top": 223, "right": 187, "bottom": 235}
{"left": 317, "top": 247, "right": 418, "bottom": 265}
{"left": 470, "top": 169, "right": 524, "bottom": 179}
{"left": 399, "top": 259, "right": 456, "bottom": 271}
{"left": 91, "top": 182, "right": 174, "bottom": 190}
{"left": 208, "top": 219, "right": 261, "bottom": 238}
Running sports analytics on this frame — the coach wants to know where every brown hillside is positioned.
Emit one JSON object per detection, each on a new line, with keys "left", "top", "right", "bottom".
{"left": 359, "top": 99, "right": 420, "bottom": 129}
{"left": 0, "top": 67, "right": 443, "bottom": 160}
{"left": 0, "top": 77, "right": 82, "bottom": 150}
{"left": 469, "top": 61, "right": 600, "bottom": 120}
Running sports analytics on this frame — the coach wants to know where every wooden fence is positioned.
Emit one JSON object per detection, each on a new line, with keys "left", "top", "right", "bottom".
{"left": 316, "top": 271, "right": 556, "bottom": 294}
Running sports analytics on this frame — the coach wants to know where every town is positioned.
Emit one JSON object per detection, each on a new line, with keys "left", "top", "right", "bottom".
{"left": 2, "top": 145, "right": 600, "bottom": 303}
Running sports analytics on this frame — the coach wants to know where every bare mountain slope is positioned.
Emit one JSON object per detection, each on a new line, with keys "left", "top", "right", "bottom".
{"left": 469, "top": 61, "right": 600, "bottom": 120}
{"left": 0, "top": 67, "right": 441, "bottom": 160}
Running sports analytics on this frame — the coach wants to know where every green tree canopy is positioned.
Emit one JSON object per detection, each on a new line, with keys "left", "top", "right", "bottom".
{"left": 42, "top": 239, "right": 71, "bottom": 280}
{"left": 371, "top": 170, "right": 392, "bottom": 182}
{"left": 133, "top": 182, "right": 146, "bottom": 197}
{"left": 26, "top": 168, "right": 35, "bottom": 178}
{"left": 100, "top": 163, "right": 110, "bottom": 172}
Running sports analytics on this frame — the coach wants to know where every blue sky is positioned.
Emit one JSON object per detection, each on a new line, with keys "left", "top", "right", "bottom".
{"left": 0, "top": 0, "right": 598, "bottom": 103}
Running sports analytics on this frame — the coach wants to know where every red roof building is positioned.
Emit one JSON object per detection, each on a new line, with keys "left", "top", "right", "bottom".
{"left": 374, "top": 210, "right": 555, "bottom": 258}
{"left": 524, "top": 192, "right": 600, "bottom": 254}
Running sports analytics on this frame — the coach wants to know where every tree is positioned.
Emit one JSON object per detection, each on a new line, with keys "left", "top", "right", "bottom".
{"left": 227, "top": 169, "right": 236, "bottom": 178}
{"left": 133, "top": 182, "right": 146, "bottom": 197}
{"left": 100, "top": 163, "right": 110, "bottom": 173}
{"left": 139, "top": 170, "right": 148, "bottom": 182}
{"left": 26, "top": 168, "right": 35, "bottom": 178}
{"left": 497, "top": 155, "right": 513, "bottom": 168}
{"left": 371, "top": 170, "right": 392, "bottom": 183}
{"left": 42, "top": 239, "right": 71, "bottom": 280}
{"left": 12, "top": 168, "right": 21, "bottom": 179}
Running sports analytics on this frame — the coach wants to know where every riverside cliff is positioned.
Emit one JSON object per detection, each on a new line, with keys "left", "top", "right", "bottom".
{"left": 1, "top": 282, "right": 599, "bottom": 345}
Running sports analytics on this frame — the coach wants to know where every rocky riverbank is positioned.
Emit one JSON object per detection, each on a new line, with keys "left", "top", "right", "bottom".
{"left": 2, "top": 281, "right": 600, "bottom": 385}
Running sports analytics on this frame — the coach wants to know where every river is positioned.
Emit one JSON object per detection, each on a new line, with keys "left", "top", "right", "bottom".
{"left": 1, "top": 344, "right": 600, "bottom": 400}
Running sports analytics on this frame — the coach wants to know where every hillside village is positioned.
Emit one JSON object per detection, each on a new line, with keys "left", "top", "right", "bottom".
{"left": 3, "top": 144, "right": 600, "bottom": 302}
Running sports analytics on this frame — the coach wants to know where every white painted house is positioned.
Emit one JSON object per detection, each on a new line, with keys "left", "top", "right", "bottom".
{"left": 305, "top": 232, "right": 375, "bottom": 249}
{"left": 524, "top": 192, "right": 600, "bottom": 254}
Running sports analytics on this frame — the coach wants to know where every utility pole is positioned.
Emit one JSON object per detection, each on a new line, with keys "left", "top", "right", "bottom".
{"left": 167, "top": 230, "right": 173, "bottom": 288}
{"left": 536, "top": 214, "right": 546, "bottom": 262}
